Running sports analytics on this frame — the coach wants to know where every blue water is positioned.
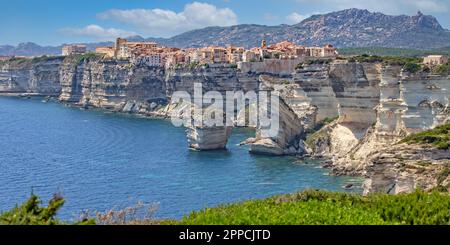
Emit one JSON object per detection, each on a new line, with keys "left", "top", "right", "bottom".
{"left": 0, "top": 96, "right": 361, "bottom": 221}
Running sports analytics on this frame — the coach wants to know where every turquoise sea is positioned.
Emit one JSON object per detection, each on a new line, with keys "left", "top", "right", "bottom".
{"left": 0, "top": 96, "right": 361, "bottom": 220}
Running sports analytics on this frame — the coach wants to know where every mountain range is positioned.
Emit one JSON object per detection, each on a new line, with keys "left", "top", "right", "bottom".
{"left": 2, "top": 8, "right": 450, "bottom": 56}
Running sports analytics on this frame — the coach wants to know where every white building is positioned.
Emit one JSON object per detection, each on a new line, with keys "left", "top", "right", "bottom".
{"left": 423, "top": 55, "right": 448, "bottom": 66}
{"left": 62, "top": 45, "right": 87, "bottom": 56}
{"left": 118, "top": 45, "right": 132, "bottom": 59}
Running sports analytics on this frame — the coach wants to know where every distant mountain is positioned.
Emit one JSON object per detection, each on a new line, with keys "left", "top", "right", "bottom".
{"left": 149, "top": 9, "right": 450, "bottom": 49}
{"left": 1, "top": 8, "right": 449, "bottom": 56}
{"left": 0, "top": 42, "right": 114, "bottom": 57}
{"left": 0, "top": 42, "right": 61, "bottom": 57}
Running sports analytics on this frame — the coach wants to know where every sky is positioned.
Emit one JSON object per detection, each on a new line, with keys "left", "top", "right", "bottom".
{"left": 1, "top": 0, "right": 450, "bottom": 46}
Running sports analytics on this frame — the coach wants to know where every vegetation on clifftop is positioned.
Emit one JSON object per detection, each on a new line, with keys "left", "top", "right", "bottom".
{"left": 400, "top": 123, "right": 450, "bottom": 150}
{"left": 0, "top": 55, "right": 64, "bottom": 67}
{"left": 340, "top": 46, "right": 450, "bottom": 57}
{"left": 71, "top": 53, "right": 104, "bottom": 66}
{"left": 3, "top": 189, "right": 449, "bottom": 225}
{"left": 347, "top": 54, "right": 422, "bottom": 66}
{"left": 434, "top": 63, "right": 450, "bottom": 75}
{"left": 179, "top": 190, "right": 450, "bottom": 225}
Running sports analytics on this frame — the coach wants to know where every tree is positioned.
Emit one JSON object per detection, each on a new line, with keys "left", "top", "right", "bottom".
{"left": 0, "top": 193, "right": 94, "bottom": 225}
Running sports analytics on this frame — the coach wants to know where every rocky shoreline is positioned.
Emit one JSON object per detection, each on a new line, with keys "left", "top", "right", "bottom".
{"left": 1, "top": 55, "right": 449, "bottom": 194}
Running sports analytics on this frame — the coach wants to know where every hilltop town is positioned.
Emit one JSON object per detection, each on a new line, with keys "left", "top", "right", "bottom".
{"left": 60, "top": 38, "right": 338, "bottom": 68}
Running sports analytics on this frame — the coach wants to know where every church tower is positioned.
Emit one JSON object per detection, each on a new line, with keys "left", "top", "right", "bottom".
{"left": 261, "top": 39, "right": 267, "bottom": 49}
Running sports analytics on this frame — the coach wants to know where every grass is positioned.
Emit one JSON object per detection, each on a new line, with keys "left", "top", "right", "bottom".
{"left": 178, "top": 189, "right": 450, "bottom": 225}
{"left": 400, "top": 123, "right": 450, "bottom": 150}
{"left": 2, "top": 189, "right": 449, "bottom": 225}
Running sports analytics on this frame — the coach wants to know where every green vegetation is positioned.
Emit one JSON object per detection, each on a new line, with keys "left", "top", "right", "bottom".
{"left": 178, "top": 189, "right": 450, "bottom": 225}
{"left": 321, "top": 116, "right": 338, "bottom": 125}
{"left": 403, "top": 63, "right": 421, "bottom": 73}
{"left": 305, "top": 59, "right": 332, "bottom": 65}
{"left": 30, "top": 55, "right": 64, "bottom": 64}
{"left": 400, "top": 123, "right": 450, "bottom": 150}
{"left": 304, "top": 127, "right": 330, "bottom": 152}
{"left": 229, "top": 64, "right": 238, "bottom": 69}
{"left": 72, "top": 53, "right": 103, "bottom": 66}
{"left": 188, "top": 61, "right": 199, "bottom": 70}
{"left": 346, "top": 54, "right": 427, "bottom": 73}
{"left": 2, "top": 189, "right": 450, "bottom": 225}
{"left": 304, "top": 116, "right": 338, "bottom": 147}
{"left": 434, "top": 63, "right": 450, "bottom": 75}
{"left": 437, "top": 168, "right": 450, "bottom": 185}
{"left": 347, "top": 54, "right": 422, "bottom": 66}
{"left": 0, "top": 57, "right": 26, "bottom": 66}
{"left": 0, "top": 193, "right": 94, "bottom": 225}
{"left": 296, "top": 59, "right": 332, "bottom": 70}
{"left": 295, "top": 63, "right": 304, "bottom": 70}
{"left": 0, "top": 56, "right": 64, "bottom": 67}
{"left": 340, "top": 46, "right": 450, "bottom": 57}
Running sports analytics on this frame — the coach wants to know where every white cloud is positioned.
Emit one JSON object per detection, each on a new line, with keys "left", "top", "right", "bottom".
{"left": 97, "top": 2, "right": 238, "bottom": 37}
{"left": 295, "top": 0, "right": 449, "bottom": 14}
{"left": 59, "top": 25, "right": 136, "bottom": 40}
{"left": 286, "top": 12, "right": 308, "bottom": 24}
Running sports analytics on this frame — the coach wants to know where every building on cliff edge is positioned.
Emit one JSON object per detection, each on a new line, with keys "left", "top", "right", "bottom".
{"left": 62, "top": 44, "right": 87, "bottom": 56}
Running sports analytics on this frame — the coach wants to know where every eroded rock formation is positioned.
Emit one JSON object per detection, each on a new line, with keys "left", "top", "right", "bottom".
{"left": 363, "top": 143, "right": 449, "bottom": 195}
{"left": 1, "top": 57, "right": 449, "bottom": 191}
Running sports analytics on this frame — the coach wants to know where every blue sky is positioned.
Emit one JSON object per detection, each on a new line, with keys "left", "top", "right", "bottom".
{"left": 1, "top": 0, "right": 450, "bottom": 46}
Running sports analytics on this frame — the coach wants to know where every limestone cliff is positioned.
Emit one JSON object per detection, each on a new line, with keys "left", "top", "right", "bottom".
{"left": 362, "top": 143, "right": 449, "bottom": 195}
{"left": 298, "top": 61, "right": 449, "bottom": 194}
{"left": 0, "top": 57, "right": 63, "bottom": 95}
{"left": 59, "top": 56, "right": 167, "bottom": 114}
{"left": 1, "top": 57, "right": 448, "bottom": 187}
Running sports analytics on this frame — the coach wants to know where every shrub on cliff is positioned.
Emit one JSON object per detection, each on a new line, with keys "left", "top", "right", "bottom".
{"left": 70, "top": 53, "right": 103, "bottom": 67}
{"left": 434, "top": 64, "right": 450, "bottom": 75}
{"left": 403, "top": 63, "right": 421, "bottom": 73}
{"left": 0, "top": 193, "right": 94, "bottom": 225}
{"left": 348, "top": 55, "right": 422, "bottom": 66}
{"left": 179, "top": 189, "right": 450, "bottom": 225}
{"left": 400, "top": 123, "right": 450, "bottom": 150}
{"left": 188, "top": 61, "right": 199, "bottom": 70}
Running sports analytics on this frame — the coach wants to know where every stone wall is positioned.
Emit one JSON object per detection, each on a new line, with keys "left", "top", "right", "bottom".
{"left": 238, "top": 58, "right": 304, "bottom": 75}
